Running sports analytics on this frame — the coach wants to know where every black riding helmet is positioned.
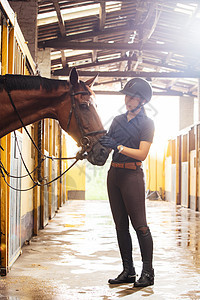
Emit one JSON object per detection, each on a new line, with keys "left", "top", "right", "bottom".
{"left": 120, "top": 78, "right": 152, "bottom": 103}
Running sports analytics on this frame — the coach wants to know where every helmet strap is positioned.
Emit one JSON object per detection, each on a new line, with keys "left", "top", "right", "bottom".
{"left": 130, "top": 100, "right": 144, "bottom": 114}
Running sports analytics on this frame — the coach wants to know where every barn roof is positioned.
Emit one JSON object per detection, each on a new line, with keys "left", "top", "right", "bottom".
{"left": 37, "top": 0, "right": 200, "bottom": 96}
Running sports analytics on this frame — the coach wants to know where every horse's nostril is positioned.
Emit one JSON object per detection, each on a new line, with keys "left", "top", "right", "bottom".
{"left": 100, "top": 147, "right": 107, "bottom": 156}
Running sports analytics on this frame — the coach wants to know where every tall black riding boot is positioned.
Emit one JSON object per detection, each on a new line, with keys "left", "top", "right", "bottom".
{"left": 134, "top": 226, "right": 154, "bottom": 287}
{"left": 134, "top": 227, "right": 154, "bottom": 287}
{"left": 108, "top": 230, "right": 136, "bottom": 284}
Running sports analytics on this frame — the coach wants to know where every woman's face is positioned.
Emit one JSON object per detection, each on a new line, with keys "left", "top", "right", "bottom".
{"left": 125, "top": 95, "right": 142, "bottom": 112}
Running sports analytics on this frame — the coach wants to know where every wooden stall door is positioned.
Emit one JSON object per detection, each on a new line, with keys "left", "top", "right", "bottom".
{"left": 171, "top": 165, "right": 176, "bottom": 203}
{"left": 181, "top": 162, "right": 189, "bottom": 207}
{"left": 51, "top": 157, "right": 57, "bottom": 217}
{"left": 9, "top": 132, "right": 22, "bottom": 267}
{"left": 190, "top": 150, "right": 196, "bottom": 210}
{"left": 43, "top": 150, "right": 49, "bottom": 226}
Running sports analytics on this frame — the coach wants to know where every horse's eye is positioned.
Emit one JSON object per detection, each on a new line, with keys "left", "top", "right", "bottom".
{"left": 79, "top": 103, "right": 89, "bottom": 110}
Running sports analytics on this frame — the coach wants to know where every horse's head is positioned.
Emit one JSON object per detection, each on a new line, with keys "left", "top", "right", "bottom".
{"left": 61, "top": 68, "right": 110, "bottom": 166}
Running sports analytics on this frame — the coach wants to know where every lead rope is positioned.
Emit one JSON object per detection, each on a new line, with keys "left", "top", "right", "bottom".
{"left": 1, "top": 158, "right": 79, "bottom": 192}
{"left": 0, "top": 129, "right": 80, "bottom": 191}
{"left": 13, "top": 130, "right": 36, "bottom": 184}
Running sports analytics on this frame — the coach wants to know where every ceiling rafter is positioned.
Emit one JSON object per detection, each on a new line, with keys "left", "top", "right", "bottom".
{"left": 51, "top": 0, "right": 65, "bottom": 36}
{"left": 92, "top": 2, "right": 106, "bottom": 63}
{"left": 40, "top": 40, "right": 200, "bottom": 59}
{"left": 94, "top": 90, "right": 189, "bottom": 97}
{"left": 53, "top": 69, "right": 200, "bottom": 79}
{"left": 38, "top": 23, "right": 136, "bottom": 45}
{"left": 99, "top": 1, "right": 106, "bottom": 31}
{"left": 51, "top": 0, "right": 67, "bottom": 68}
{"left": 54, "top": 56, "right": 188, "bottom": 72}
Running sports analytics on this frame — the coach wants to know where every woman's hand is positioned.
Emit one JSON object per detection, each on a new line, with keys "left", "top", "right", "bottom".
{"left": 99, "top": 135, "right": 119, "bottom": 150}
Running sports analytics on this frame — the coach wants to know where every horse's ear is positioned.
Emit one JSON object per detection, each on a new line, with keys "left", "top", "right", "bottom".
{"left": 69, "top": 67, "right": 79, "bottom": 86}
{"left": 85, "top": 74, "right": 98, "bottom": 87}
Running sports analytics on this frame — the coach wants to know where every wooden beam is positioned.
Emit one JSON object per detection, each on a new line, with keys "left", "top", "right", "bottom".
{"left": 119, "top": 31, "right": 132, "bottom": 71}
{"left": 40, "top": 40, "right": 141, "bottom": 51}
{"left": 40, "top": 120, "right": 45, "bottom": 228}
{"left": 33, "top": 122, "right": 39, "bottom": 235}
{"left": 48, "top": 119, "right": 53, "bottom": 219}
{"left": 140, "top": 3, "right": 160, "bottom": 45}
{"left": 92, "top": 36, "right": 98, "bottom": 63}
{"left": 94, "top": 90, "right": 190, "bottom": 97}
{"left": 39, "top": 40, "right": 200, "bottom": 57}
{"left": 60, "top": 50, "right": 67, "bottom": 68}
{"left": 195, "top": 124, "right": 199, "bottom": 211}
{"left": 52, "top": 56, "right": 188, "bottom": 73}
{"left": 99, "top": 2, "right": 106, "bottom": 31}
{"left": 91, "top": 1, "right": 106, "bottom": 64}
{"left": 61, "top": 57, "right": 127, "bottom": 69}
{"left": 38, "top": 24, "right": 136, "bottom": 46}
{"left": 51, "top": 0, "right": 67, "bottom": 68}
{"left": 53, "top": 69, "right": 200, "bottom": 78}
{"left": 0, "top": 21, "right": 9, "bottom": 275}
{"left": 51, "top": 0, "right": 66, "bottom": 37}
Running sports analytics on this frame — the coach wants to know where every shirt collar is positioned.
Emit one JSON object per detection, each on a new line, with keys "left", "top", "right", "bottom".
{"left": 125, "top": 109, "right": 144, "bottom": 122}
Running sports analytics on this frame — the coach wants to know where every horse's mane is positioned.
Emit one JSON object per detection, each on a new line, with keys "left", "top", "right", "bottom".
{"left": 0, "top": 74, "right": 69, "bottom": 92}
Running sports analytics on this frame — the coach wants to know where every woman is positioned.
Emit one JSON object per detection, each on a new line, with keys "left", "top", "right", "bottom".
{"left": 99, "top": 78, "right": 155, "bottom": 288}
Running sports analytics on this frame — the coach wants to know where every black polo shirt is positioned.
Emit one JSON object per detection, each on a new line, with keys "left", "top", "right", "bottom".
{"left": 107, "top": 109, "right": 154, "bottom": 163}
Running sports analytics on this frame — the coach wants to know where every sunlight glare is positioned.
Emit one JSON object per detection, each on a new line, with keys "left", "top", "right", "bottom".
{"left": 95, "top": 94, "right": 180, "bottom": 152}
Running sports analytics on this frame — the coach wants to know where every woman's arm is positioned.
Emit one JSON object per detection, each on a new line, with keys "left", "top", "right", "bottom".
{"left": 117, "top": 141, "right": 152, "bottom": 161}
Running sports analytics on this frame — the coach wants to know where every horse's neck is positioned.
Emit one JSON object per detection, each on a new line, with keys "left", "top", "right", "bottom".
{"left": 0, "top": 86, "right": 70, "bottom": 138}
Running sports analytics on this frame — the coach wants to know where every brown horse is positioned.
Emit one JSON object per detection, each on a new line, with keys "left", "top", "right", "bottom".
{"left": 0, "top": 68, "right": 109, "bottom": 165}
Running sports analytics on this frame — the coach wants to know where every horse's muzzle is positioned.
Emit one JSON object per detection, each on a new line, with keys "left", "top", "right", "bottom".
{"left": 87, "top": 142, "right": 110, "bottom": 166}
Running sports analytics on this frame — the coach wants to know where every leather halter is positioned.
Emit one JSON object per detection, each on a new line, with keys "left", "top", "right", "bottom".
{"left": 67, "top": 84, "right": 106, "bottom": 153}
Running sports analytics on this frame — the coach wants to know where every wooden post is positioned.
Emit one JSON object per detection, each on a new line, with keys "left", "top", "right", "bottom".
{"left": 0, "top": 21, "right": 9, "bottom": 275}
{"left": 176, "top": 135, "right": 181, "bottom": 205}
{"left": 62, "top": 134, "right": 67, "bottom": 204}
{"left": 33, "top": 122, "right": 39, "bottom": 235}
{"left": 0, "top": 137, "right": 8, "bottom": 276}
{"left": 48, "top": 119, "right": 53, "bottom": 219}
{"left": 40, "top": 120, "right": 45, "bottom": 228}
{"left": 187, "top": 132, "right": 190, "bottom": 208}
{"left": 57, "top": 126, "right": 62, "bottom": 208}
{"left": 162, "top": 149, "right": 166, "bottom": 200}
{"left": 8, "top": 27, "right": 14, "bottom": 74}
{"left": 195, "top": 125, "right": 199, "bottom": 211}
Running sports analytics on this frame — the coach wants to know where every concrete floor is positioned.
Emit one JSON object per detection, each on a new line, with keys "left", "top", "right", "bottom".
{"left": 0, "top": 199, "right": 200, "bottom": 300}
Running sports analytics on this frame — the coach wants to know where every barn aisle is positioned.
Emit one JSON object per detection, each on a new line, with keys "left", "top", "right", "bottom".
{"left": 0, "top": 199, "right": 200, "bottom": 299}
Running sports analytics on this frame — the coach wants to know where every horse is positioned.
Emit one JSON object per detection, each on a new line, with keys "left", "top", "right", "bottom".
{"left": 0, "top": 68, "right": 109, "bottom": 165}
